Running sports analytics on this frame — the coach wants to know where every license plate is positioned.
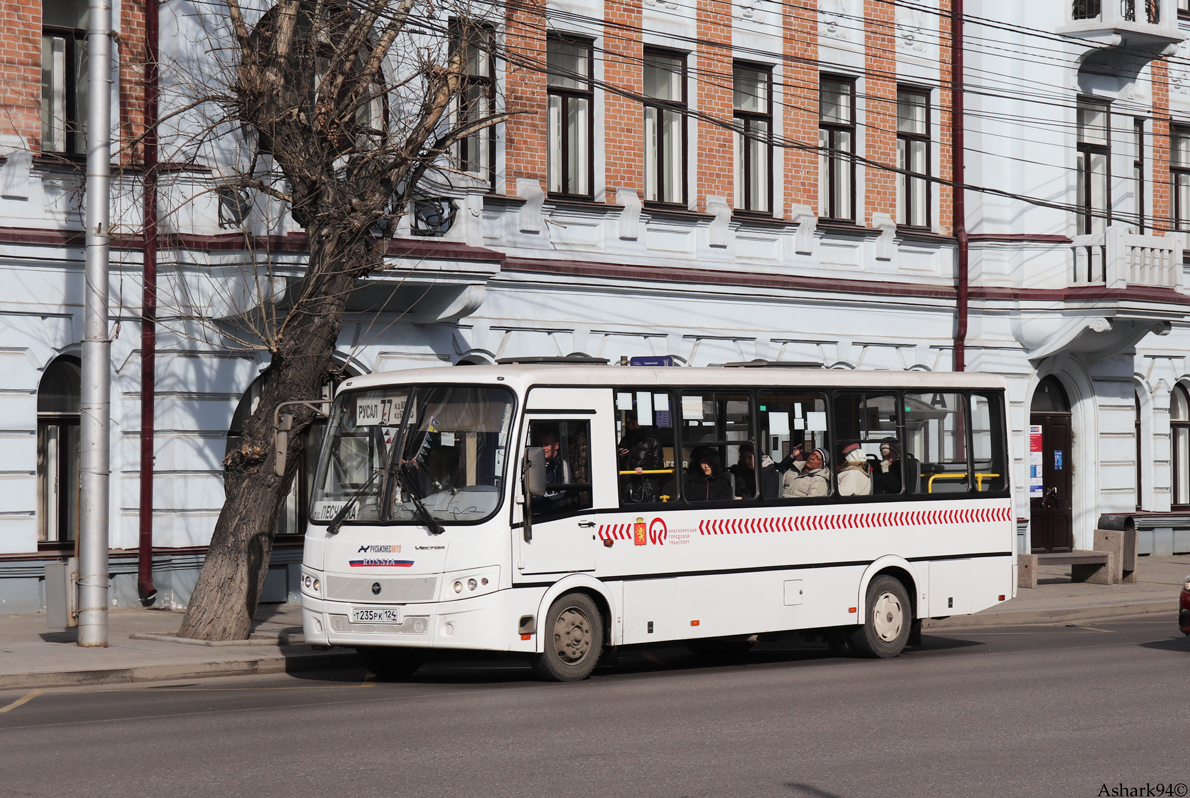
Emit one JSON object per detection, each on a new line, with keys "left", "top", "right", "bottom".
{"left": 351, "top": 607, "right": 401, "bottom": 624}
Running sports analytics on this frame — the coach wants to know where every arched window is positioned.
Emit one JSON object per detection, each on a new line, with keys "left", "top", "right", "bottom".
{"left": 1172, "top": 384, "right": 1190, "bottom": 508}
{"left": 226, "top": 370, "right": 351, "bottom": 535}
{"left": 1135, "top": 390, "right": 1143, "bottom": 510}
{"left": 37, "top": 355, "right": 81, "bottom": 543}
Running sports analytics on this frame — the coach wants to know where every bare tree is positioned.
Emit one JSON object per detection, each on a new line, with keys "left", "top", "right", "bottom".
{"left": 171, "top": 0, "right": 501, "bottom": 640}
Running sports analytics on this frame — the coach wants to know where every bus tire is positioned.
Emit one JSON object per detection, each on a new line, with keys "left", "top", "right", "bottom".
{"left": 848, "top": 575, "right": 911, "bottom": 659}
{"left": 356, "top": 646, "right": 424, "bottom": 680}
{"left": 532, "top": 592, "right": 604, "bottom": 682}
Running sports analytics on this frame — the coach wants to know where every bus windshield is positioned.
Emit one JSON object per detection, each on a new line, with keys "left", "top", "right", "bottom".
{"left": 310, "top": 385, "right": 516, "bottom": 526}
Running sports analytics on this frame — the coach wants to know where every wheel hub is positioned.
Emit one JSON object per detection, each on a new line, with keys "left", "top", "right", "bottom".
{"left": 553, "top": 607, "right": 592, "bottom": 663}
{"left": 871, "top": 591, "right": 904, "bottom": 642}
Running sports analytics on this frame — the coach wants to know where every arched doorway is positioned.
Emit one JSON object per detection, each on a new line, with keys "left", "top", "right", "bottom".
{"left": 1030, "top": 375, "right": 1073, "bottom": 553}
{"left": 37, "top": 355, "right": 81, "bottom": 544}
{"left": 226, "top": 366, "right": 356, "bottom": 536}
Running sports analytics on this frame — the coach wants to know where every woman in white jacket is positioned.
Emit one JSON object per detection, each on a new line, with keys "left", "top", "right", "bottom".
{"left": 837, "top": 443, "right": 872, "bottom": 496}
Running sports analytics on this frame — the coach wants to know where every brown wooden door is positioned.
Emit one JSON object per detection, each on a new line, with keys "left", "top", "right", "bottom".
{"left": 1029, "top": 413, "right": 1073, "bottom": 553}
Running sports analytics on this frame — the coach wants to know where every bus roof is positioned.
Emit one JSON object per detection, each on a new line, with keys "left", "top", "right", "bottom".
{"left": 338, "top": 365, "right": 1008, "bottom": 395}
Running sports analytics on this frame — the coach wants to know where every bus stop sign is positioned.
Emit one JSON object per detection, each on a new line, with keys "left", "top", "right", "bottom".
{"left": 629, "top": 355, "right": 674, "bottom": 367}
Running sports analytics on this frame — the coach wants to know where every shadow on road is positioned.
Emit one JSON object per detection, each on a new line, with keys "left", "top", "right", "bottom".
{"left": 784, "top": 784, "right": 845, "bottom": 798}
{"left": 1138, "top": 635, "right": 1190, "bottom": 653}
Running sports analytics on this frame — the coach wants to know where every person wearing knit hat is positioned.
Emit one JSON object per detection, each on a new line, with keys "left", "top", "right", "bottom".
{"left": 874, "top": 437, "right": 903, "bottom": 494}
{"left": 838, "top": 442, "right": 872, "bottom": 496}
{"left": 782, "top": 446, "right": 832, "bottom": 498}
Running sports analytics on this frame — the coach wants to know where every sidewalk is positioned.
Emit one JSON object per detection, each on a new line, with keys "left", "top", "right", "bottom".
{"left": 0, "top": 555, "right": 1186, "bottom": 690}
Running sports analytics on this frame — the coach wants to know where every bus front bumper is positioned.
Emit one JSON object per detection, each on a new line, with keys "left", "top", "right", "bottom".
{"left": 301, "top": 589, "right": 543, "bottom": 653}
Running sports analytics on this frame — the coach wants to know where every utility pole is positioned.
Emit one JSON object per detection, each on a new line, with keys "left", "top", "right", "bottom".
{"left": 78, "top": 0, "right": 113, "bottom": 647}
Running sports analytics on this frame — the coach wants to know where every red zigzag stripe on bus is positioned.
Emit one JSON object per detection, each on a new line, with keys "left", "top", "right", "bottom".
{"left": 597, "top": 524, "right": 634, "bottom": 541}
{"left": 697, "top": 505, "right": 1011, "bottom": 535}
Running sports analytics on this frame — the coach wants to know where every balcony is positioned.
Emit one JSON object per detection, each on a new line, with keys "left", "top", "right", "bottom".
{"left": 1071, "top": 224, "right": 1185, "bottom": 292}
{"left": 1060, "top": 0, "right": 1183, "bottom": 56}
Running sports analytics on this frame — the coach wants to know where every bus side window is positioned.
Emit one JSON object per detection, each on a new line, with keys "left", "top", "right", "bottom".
{"left": 758, "top": 391, "right": 829, "bottom": 500}
{"left": 680, "top": 391, "right": 753, "bottom": 502}
{"left": 834, "top": 393, "right": 901, "bottom": 496}
{"left": 971, "top": 394, "right": 1008, "bottom": 493}
{"left": 903, "top": 393, "right": 969, "bottom": 494}
{"left": 527, "top": 419, "right": 593, "bottom": 518}
{"left": 615, "top": 390, "right": 678, "bottom": 505}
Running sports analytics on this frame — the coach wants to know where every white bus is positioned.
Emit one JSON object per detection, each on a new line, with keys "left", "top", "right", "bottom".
{"left": 300, "top": 364, "right": 1015, "bottom": 681}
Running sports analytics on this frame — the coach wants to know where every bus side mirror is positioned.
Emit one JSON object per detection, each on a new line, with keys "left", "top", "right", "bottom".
{"left": 274, "top": 414, "right": 293, "bottom": 477}
{"left": 524, "top": 447, "right": 546, "bottom": 497}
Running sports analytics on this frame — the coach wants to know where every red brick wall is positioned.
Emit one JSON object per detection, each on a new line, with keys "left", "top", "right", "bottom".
{"left": 937, "top": 0, "right": 954, "bottom": 236}
{"left": 1152, "top": 60, "right": 1171, "bottom": 232}
{"left": 863, "top": 0, "right": 897, "bottom": 227}
{"left": 503, "top": 0, "right": 547, "bottom": 187}
{"left": 782, "top": 0, "right": 817, "bottom": 217}
{"left": 1, "top": 0, "right": 43, "bottom": 153}
{"left": 0, "top": 0, "right": 145, "bottom": 164}
{"left": 602, "top": 0, "right": 643, "bottom": 203}
{"left": 696, "top": 0, "right": 733, "bottom": 209}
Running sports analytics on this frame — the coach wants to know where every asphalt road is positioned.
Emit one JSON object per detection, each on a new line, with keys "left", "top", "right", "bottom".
{"left": 1, "top": 615, "right": 1187, "bottom": 798}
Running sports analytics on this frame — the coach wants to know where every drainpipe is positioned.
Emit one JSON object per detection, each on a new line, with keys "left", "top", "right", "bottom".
{"left": 78, "top": 0, "right": 113, "bottom": 647}
{"left": 138, "top": 0, "right": 159, "bottom": 603}
{"left": 952, "top": 0, "right": 968, "bottom": 372}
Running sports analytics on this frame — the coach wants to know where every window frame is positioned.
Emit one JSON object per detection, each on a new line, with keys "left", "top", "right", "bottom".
{"left": 40, "top": 22, "right": 87, "bottom": 155}
{"left": 642, "top": 46, "right": 689, "bottom": 208}
{"left": 818, "top": 75, "right": 857, "bottom": 223}
{"left": 546, "top": 33, "right": 595, "bottom": 201}
{"left": 1134, "top": 117, "right": 1146, "bottom": 233}
{"left": 896, "top": 86, "right": 932, "bottom": 230}
{"left": 1172, "top": 384, "right": 1190, "bottom": 509}
{"left": 450, "top": 19, "right": 497, "bottom": 191}
{"left": 1076, "top": 97, "right": 1111, "bottom": 236}
{"left": 1171, "top": 124, "right": 1190, "bottom": 232}
{"left": 733, "top": 62, "right": 774, "bottom": 216}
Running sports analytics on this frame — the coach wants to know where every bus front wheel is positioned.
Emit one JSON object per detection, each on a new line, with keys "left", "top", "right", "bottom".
{"left": 356, "top": 646, "right": 424, "bottom": 680}
{"left": 848, "top": 575, "right": 911, "bottom": 659}
{"left": 532, "top": 592, "right": 604, "bottom": 682}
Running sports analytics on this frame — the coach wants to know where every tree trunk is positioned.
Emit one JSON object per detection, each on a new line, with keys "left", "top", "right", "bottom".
{"left": 178, "top": 228, "right": 365, "bottom": 640}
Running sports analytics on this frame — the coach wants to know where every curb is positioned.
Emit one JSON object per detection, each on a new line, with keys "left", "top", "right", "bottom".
{"left": 0, "top": 650, "right": 360, "bottom": 691}
{"left": 129, "top": 631, "right": 306, "bottom": 646}
{"left": 923, "top": 599, "right": 1177, "bottom": 629}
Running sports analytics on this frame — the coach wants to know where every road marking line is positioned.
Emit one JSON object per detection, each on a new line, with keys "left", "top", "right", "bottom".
{"left": 362, "top": 681, "right": 375, "bottom": 687}
{"left": 0, "top": 690, "right": 44, "bottom": 713}
{"left": 1067, "top": 625, "right": 1113, "bottom": 633}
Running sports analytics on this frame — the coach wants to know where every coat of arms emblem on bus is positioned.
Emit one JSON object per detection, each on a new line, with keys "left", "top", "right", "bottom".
{"left": 634, "top": 517, "right": 646, "bottom": 546}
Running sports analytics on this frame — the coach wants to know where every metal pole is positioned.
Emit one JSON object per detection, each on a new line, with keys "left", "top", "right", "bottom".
{"left": 79, "top": 0, "right": 113, "bottom": 647}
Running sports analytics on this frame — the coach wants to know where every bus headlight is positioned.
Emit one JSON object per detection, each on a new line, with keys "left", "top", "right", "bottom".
{"left": 301, "top": 570, "right": 322, "bottom": 597}
{"left": 441, "top": 568, "right": 499, "bottom": 601}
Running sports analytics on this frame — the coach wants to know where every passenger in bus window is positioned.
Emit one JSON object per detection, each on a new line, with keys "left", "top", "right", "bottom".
{"left": 534, "top": 428, "right": 572, "bottom": 515}
{"left": 782, "top": 448, "right": 832, "bottom": 498}
{"left": 873, "top": 438, "right": 902, "bottom": 494}
{"left": 837, "top": 443, "right": 872, "bottom": 496}
{"left": 686, "top": 452, "right": 733, "bottom": 502}
{"left": 729, "top": 443, "right": 780, "bottom": 499}
{"left": 618, "top": 412, "right": 663, "bottom": 503}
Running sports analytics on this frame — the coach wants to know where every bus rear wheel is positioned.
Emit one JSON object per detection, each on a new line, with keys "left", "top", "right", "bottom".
{"left": 356, "top": 646, "right": 424, "bottom": 680}
{"left": 848, "top": 575, "right": 911, "bottom": 659}
{"left": 532, "top": 592, "right": 604, "bottom": 682}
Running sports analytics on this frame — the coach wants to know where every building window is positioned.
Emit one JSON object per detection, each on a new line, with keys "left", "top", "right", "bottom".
{"left": 643, "top": 49, "right": 687, "bottom": 205}
{"left": 733, "top": 64, "right": 772, "bottom": 215}
{"left": 1072, "top": 0, "right": 1101, "bottom": 19}
{"left": 37, "top": 356, "right": 81, "bottom": 544}
{"left": 1173, "top": 384, "right": 1190, "bottom": 507}
{"left": 897, "top": 88, "right": 930, "bottom": 228}
{"left": 1134, "top": 118, "right": 1146, "bottom": 232}
{"left": 1181, "top": 0, "right": 1190, "bottom": 17}
{"left": 1076, "top": 98, "right": 1110, "bottom": 236}
{"left": 819, "top": 76, "right": 855, "bottom": 222}
{"left": 41, "top": 0, "right": 89, "bottom": 155}
{"left": 452, "top": 21, "right": 496, "bottom": 189}
{"left": 547, "top": 36, "right": 593, "bottom": 199}
{"left": 1172, "top": 126, "right": 1190, "bottom": 231}
{"left": 1135, "top": 390, "right": 1143, "bottom": 510}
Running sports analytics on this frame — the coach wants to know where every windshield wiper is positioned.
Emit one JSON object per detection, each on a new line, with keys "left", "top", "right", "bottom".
{"left": 397, "top": 462, "right": 446, "bottom": 536}
{"left": 326, "top": 467, "right": 384, "bottom": 536}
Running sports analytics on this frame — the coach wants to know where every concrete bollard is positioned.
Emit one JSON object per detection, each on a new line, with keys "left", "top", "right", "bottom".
{"left": 1017, "top": 553, "right": 1037, "bottom": 589}
{"left": 1093, "top": 529, "right": 1124, "bottom": 585}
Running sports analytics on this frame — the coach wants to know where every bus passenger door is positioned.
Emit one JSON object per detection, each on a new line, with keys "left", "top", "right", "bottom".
{"left": 516, "top": 400, "right": 613, "bottom": 575}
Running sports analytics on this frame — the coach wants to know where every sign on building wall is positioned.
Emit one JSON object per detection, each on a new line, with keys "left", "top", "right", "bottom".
{"left": 1029, "top": 425, "right": 1044, "bottom": 496}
